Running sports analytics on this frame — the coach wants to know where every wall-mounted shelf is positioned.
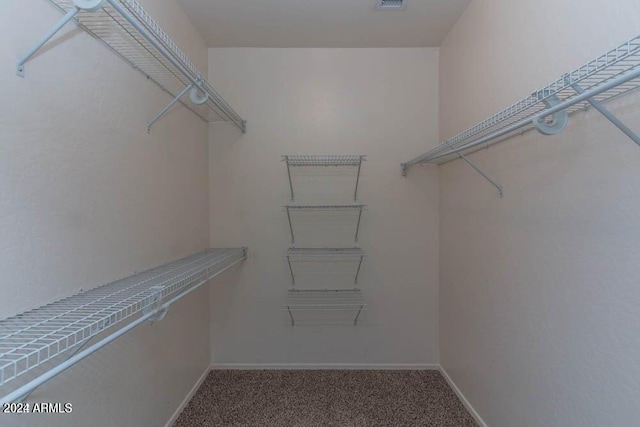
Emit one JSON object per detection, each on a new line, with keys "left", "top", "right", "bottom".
{"left": 283, "top": 155, "right": 366, "bottom": 201}
{"left": 401, "top": 35, "right": 640, "bottom": 197}
{"left": 18, "top": 0, "right": 246, "bottom": 133}
{"left": 0, "top": 247, "right": 247, "bottom": 405}
{"left": 284, "top": 289, "right": 366, "bottom": 326}
{"left": 284, "top": 204, "right": 365, "bottom": 244}
{"left": 285, "top": 248, "right": 366, "bottom": 285}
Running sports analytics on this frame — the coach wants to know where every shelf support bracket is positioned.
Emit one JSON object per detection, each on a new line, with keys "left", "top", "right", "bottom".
{"left": 286, "top": 207, "right": 295, "bottom": 244}
{"left": 355, "top": 206, "right": 363, "bottom": 242}
{"left": 18, "top": 336, "right": 92, "bottom": 402}
{"left": 285, "top": 157, "right": 295, "bottom": 201}
{"left": 287, "top": 306, "right": 295, "bottom": 326}
{"left": 147, "top": 83, "right": 195, "bottom": 133}
{"left": 453, "top": 147, "right": 503, "bottom": 198}
{"left": 144, "top": 286, "right": 169, "bottom": 322}
{"left": 534, "top": 90, "right": 569, "bottom": 136}
{"left": 354, "top": 256, "right": 364, "bottom": 285}
{"left": 354, "top": 159, "right": 363, "bottom": 201}
{"left": 287, "top": 255, "right": 295, "bottom": 285}
{"left": 16, "top": 7, "right": 80, "bottom": 77}
{"left": 354, "top": 305, "right": 364, "bottom": 325}
{"left": 571, "top": 82, "right": 640, "bottom": 148}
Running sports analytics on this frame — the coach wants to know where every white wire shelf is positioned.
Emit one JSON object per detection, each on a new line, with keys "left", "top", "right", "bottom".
{"left": 283, "top": 155, "right": 366, "bottom": 201}
{"left": 283, "top": 155, "right": 366, "bottom": 167}
{"left": 285, "top": 248, "right": 366, "bottom": 286}
{"left": 284, "top": 204, "right": 365, "bottom": 244}
{"left": 285, "top": 204, "right": 366, "bottom": 211}
{"left": 0, "top": 247, "right": 246, "bottom": 404}
{"left": 284, "top": 289, "right": 366, "bottom": 326}
{"left": 20, "top": 0, "right": 246, "bottom": 132}
{"left": 285, "top": 247, "right": 365, "bottom": 261}
{"left": 402, "top": 34, "right": 640, "bottom": 169}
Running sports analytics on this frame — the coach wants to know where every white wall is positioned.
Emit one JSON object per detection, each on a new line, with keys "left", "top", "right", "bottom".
{"left": 208, "top": 48, "right": 440, "bottom": 367}
{"left": 0, "top": 1, "right": 212, "bottom": 425}
{"left": 439, "top": 1, "right": 640, "bottom": 426}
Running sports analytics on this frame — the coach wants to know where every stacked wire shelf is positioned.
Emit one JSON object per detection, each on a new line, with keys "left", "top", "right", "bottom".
{"left": 26, "top": 0, "right": 246, "bottom": 132}
{"left": 282, "top": 155, "right": 368, "bottom": 325}
{"left": 402, "top": 35, "right": 640, "bottom": 168}
{"left": 0, "top": 248, "right": 246, "bottom": 404}
{"left": 284, "top": 204, "right": 365, "bottom": 244}
{"left": 283, "top": 155, "right": 366, "bottom": 201}
{"left": 285, "top": 248, "right": 366, "bottom": 285}
{"left": 285, "top": 290, "right": 366, "bottom": 327}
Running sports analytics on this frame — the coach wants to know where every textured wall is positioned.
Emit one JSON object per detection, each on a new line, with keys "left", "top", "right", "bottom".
{"left": 208, "top": 48, "right": 440, "bottom": 367}
{"left": 439, "top": 1, "right": 640, "bottom": 426}
{"left": 0, "top": 1, "right": 211, "bottom": 425}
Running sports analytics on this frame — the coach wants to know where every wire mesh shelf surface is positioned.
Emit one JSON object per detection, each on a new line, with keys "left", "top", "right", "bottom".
{"left": 285, "top": 248, "right": 365, "bottom": 286}
{"left": 0, "top": 247, "right": 246, "bottom": 389}
{"left": 46, "top": 0, "right": 245, "bottom": 131}
{"left": 283, "top": 155, "right": 366, "bottom": 167}
{"left": 283, "top": 155, "right": 366, "bottom": 201}
{"left": 285, "top": 204, "right": 366, "bottom": 211}
{"left": 285, "top": 289, "right": 366, "bottom": 311}
{"left": 285, "top": 248, "right": 365, "bottom": 261}
{"left": 403, "top": 35, "right": 640, "bottom": 166}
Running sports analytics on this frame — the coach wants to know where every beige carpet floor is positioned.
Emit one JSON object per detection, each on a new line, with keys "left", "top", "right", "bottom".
{"left": 174, "top": 370, "right": 478, "bottom": 426}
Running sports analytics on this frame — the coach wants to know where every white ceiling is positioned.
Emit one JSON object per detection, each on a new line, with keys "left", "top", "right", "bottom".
{"left": 175, "top": 0, "right": 471, "bottom": 48}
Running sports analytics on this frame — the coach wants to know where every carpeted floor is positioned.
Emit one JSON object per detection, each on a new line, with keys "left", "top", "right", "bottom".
{"left": 174, "top": 370, "right": 478, "bottom": 426}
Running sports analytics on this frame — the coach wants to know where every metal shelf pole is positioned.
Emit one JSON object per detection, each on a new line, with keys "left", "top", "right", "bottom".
{"left": 147, "top": 82, "right": 194, "bottom": 133}
{"left": 286, "top": 207, "right": 295, "bottom": 244}
{"left": 355, "top": 206, "right": 363, "bottom": 242}
{"left": 354, "top": 256, "right": 364, "bottom": 285}
{"left": 16, "top": 7, "right": 80, "bottom": 77}
{"left": 571, "top": 83, "right": 640, "bottom": 147}
{"left": 354, "top": 305, "right": 364, "bottom": 325}
{"left": 285, "top": 157, "right": 295, "bottom": 201}
{"left": 455, "top": 149, "right": 503, "bottom": 198}
{"left": 286, "top": 255, "right": 295, "bottom": 285}
{"left": 354, "top": 160, "right": 362, "bottom": 201}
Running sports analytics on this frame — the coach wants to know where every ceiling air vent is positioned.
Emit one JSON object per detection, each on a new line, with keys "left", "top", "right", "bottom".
{"left": 375, "top": 0, "right": 407, "bottom": 10}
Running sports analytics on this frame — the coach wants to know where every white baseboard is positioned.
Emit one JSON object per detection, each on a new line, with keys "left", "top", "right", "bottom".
{"left": 212, "top": 363, "right": 439, "bottom": 370}
{"left": 439, "top": 366, "right": 488, "bottom": 427}
{"left": 165, "top": 365, "right": 211, "bottom": 427}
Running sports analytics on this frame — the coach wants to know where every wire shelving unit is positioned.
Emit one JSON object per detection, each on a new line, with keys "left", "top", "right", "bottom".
{"left": 401, "top": 35, "right": 640, "bottom": 196}
{"left": 284, "top": 289, "right": 367, "bottom": 326}
{"left": 285, "top": 248, "right": 366, "bottom": 285}
{"left": 284, "top": 204, "right": 366, "bottom": 244}
{"left": 283, "top": 155, "right": 366, "bottom": 201}
{"left": 18, "top": 0, "right": 246, "bottom": 133}
{"left": 0, "top": 247, "right": 247, "bottom": 405}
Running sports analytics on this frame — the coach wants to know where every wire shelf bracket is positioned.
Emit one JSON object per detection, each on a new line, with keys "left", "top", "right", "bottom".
{"left": 17, "top": 0, "right": 246, "bottom": 133}
{"left": 283, "top": 156, "right": 366, "bottom": 201}
{"left": 284, "top": 204, "right": 365, "bottom": 244}
{"left": 401, "top": 35, "right": 640, "bottom": 186}
{"left": 284, "top": 289, "right": 366, "bottom": 326}
{"left": 0, "top": 247, "right": 247, "bottom": 405}
{"left": 285, "top": 248, "right": 366, "bottom": 286}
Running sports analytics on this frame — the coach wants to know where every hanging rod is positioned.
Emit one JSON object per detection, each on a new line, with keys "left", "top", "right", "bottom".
{"left": 18, "top": 0, "right": 246, "bottom": 133}
{"left": 401, "top": 34, "right": 640, "bottom": 187}
{"left": 0, "top": 247, "right": 247, "bottom": 405}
